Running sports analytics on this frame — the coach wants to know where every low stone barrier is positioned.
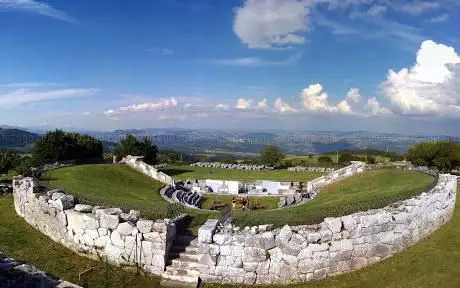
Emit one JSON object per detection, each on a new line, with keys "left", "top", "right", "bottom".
{"left": 196, "top": 174, "right": 457, "bottom": 285}
{"left": 120, "top": 155, "right": 173, "bottom": 185}
{"left": 13, "top": 177, "right": 176, "bottom": 276}
{"left": 0, "top": 250, "right": 81, "bottom": 288}
{"left": 306, "top": 161, "right": 365, "bottom": 192}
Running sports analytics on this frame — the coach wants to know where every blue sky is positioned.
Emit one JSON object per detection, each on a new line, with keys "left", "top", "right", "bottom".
{"left": 0, "top": 0, "right": 460, "bottom": 135}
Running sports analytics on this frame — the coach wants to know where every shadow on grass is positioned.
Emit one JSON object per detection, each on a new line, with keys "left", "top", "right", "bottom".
{"left": 159, "top": 168, "right": 194, "bottom": 176}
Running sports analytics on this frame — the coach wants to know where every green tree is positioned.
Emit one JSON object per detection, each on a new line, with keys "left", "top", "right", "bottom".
{"left": 114, "top": 135, "right": 158, "bottom": 165}
{"left": 406, "top": 141, "right": 460, "bottom": 172}
{"left": 260, "top": 145, "right": 284, "bottom": 166}
{"left": 0, "top": 149, "right": 21, "bottom": 174}
{"left": 338, "top": 152, "right": 355, "bottom": 165}
{"left": 366, "top": 155, "right": 377, "bottom": 164}
{"left": 317, "top": 155, "right": 333, "bottom": 166}
{"left": 32, "top": 130, "right": 103, "bottom": 166}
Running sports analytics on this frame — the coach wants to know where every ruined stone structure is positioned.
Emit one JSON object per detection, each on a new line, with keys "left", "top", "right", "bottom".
{"left": 194, "top": 174, "right": 457, "bottom": 285}
{"left": 0, "top": 250, "right": 81, "bottom": 288}
{"left": 119, "top": 155, "right": 173, "bottom": 185}
{"left": 13, "top": 177, "right": 176, "bottom": 276}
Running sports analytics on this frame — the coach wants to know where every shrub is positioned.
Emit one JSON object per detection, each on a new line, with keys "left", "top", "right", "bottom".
{"left": 114, "top": 135, "right": 158, "bottom": 165}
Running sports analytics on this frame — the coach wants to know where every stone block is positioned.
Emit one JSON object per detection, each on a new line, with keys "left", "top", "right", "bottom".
{"left": 277, "top": 225, "right": 292, "bottom": 243}
{"left": 306, "top": 232, "right": 321, "bottom": 243}
{"left": 143, "top": 231, "right": 164, "bottom": 242}
{"left": 53, "top": 195, "right": 74, "bottom": 211}
{"left": 341, "top": 215, "right": 357, "bottom": 232}
{"left": 243, "top": 262, "right": 258, "bottom": 272}
{"left": 256, "top": 261, "right": 270, "bottom": 275}
{"left": 100, "top": 214, "right": 119, "bottom": 230}
{"left": 198, "top": 219, "right": 219, "bottom": 244}
{"left": 136, "top": 219, "right": 153, "bottom": 234}
{"left": 213, "top": 233, "right": 232, "bottom": 245}
{"left": 242, "top": 247, "right": 267, "bottom": 262}
{"left": 117, "top": 222, "right": 134, "bottom": 236}
{"left": 152, "top": 220, "right": 168, "bottom": 233}
{"left": 111, "top": 230, "right": 124, "bottom": 248}
{"left": 324, "top": 217, "right": 342, "bottom": 233}
{"left": 74, "top": 204, "right": 93, "bottom": 213}
{"left": 330, "top": 239, "right": 353, "bottom": 252}
{"left": 83, "top": 214, "right": 99, "bottom": 230}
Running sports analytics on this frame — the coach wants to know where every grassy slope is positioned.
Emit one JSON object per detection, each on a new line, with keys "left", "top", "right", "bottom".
{"left": 0, "top": 195, "right": 160, "bottom": 288}
{"left": 207, "top": 186, "right": 460, "bottom": 288}
{"left": 161, "top": 165, "right": 324, "bottom": 182}
{"left": 42, "top": 164, "right": 168, "bottom": 220}
{"left": 231, "top": 169, "right": 435, "bottom": 227}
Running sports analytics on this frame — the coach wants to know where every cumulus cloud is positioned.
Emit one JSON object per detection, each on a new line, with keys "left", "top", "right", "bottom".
{"left": 0, "top": 0, "right": 77, "bottom": 23}
{"left": 274, "top": 98, "right": 297, "bottom": 113}
{"left": 215, "top": 104, "right": 230, "bottom": 111}
{"left": 346, "top": 88, "right": 361, "bottom": 103}
{"left": 364, "top": 97, "right": 391, "bottom": 116}
{"left": 382, "top": 40, "right": 460, "bottom": 116}
{"left": 104, "top": 98, "right": 178, "bottom": 115}
{"left": 300, "top": 83, "right": 353, "bottom": 114}
{"left": 233, "top": 0, "right": 311, "bottom": 48}
{"left": 0, "top": 88, "right": 98, "bottom": 108}
{"left": 235, "top": 98, "right": 269, "bottom": 110}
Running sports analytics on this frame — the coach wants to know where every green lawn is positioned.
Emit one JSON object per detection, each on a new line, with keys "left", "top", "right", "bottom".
{"left": 161, "top": 165, "right": 323, "bottom": 182}
{"left": 0, "top": 195, "right": 161, "bottom": 288}
{"left": 230, "top": 169, "right": 435, "bottom": 227}
{"left": 201, "top": 195, "right": 280, "bottom": 210}
{"left": 41, "top": 164, "right": 169, "bottom": 220}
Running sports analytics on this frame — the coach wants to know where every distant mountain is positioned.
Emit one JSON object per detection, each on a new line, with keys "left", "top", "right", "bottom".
{"left": 0, "top": 128, "right": 40, "bottom": 151}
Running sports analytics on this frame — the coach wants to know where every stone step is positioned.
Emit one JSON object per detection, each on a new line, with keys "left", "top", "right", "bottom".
{"left": 170, "top": 245, "right": 199, "bottom": 254}
{"left": 175, "top": 235, "right": 198, "bottom": 246}
{"left": 171, "top": 259, "right": 201, "bottom": 269}
{"left": 160, "top": 278, "right": 198, "bottom": 288}
{"left": 169, "top": 251, "right": 199, "bottom": 262}
{"left": 164, "top": 266, "right": 200, "bottom": 277}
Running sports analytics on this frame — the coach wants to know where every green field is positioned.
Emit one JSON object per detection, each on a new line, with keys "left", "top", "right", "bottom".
{"left": 161, "top": 165, "right": 324, "bottom": 182}
{"left": 201, "top": 194, "right": 280, "bottom": 210}
{"left": 42, "top": 164, "right": 168, "bottom": 220}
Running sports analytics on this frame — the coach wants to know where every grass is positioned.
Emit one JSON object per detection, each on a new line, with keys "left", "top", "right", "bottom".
{"left": 201, "top": 195, "right": 280, "bottom": 210}
{"left": 41, "top": 164, "right": 169, "bottom": 220}
{"left": 0, "top": 170, "right": 17, "bottom": 182}
{"left": 206, "top": 186, "right": 460, "bottom": 288}
{"left": 229, "top": 169, "right": 435, "bottom": 228}
{"left": 0, "top": 195, "right": 161, "bottom": 288}
{"left": 161, "top": 165, "right": 324, "bottom": 182}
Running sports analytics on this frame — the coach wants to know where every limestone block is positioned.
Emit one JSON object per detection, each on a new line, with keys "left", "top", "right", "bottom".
{"left": 256, "top": 261, "right": 270, "bottom": 275}
{"left": 242, "top": 247, "right": 267, "bottom": 262}
{"left": 324, "top": 217, "right": 342, "bottom": 233}
{"left": 117, "top": 222, "right": 134, "bottom": 236}
{"left": 243, "top": 262, "right": 258, "bottom": 272}
{"left": 83, "top": 214, "right": 99, "bottom": 230}
{"left": 341, "top": 215, "right": 357, "bottom": 232}
{"left": 152, "top": 220, "right": 168, "bottom": 233}
{"left": 51, "top": 192, "right": 65, "bottom": 201}
{"left": 53, "top": 195, "right": 74, "bottom": 211}
{"left": 282, "top": 253, "right": 298, "bottom": 267}
{"left": 330, "top": 250, "right": 352, "bottom": 262}
{"left": 47, "top": 189, "right": 64, "bottom": 198}
{"left": 74, "top": 204, "right": 93, "bottom": 213}
{"left": 128, "top": 210, "right": 140, "bottom": 222}
{"left": 256, "top": 275, "right": 272, "bottom": 285}
{"left": 298, "top": 247, "right": 313, "bottom": 260}
{"left": 320, "top": 229, "right": 333, "bottom": 242}
{"left": 65, "top": 210, "right": 85, "bottom": 233}
{"left": 280, "top": 240, "right": 301, "bottom": 256}
{"left": 137, "top": 219, "right": 154, "bottom": 234}
{"left": 199, "top": 254, "right": 217, "bottom": 266}
{"left": 98, "top": 228, "right": 108, "bottom": 237}
{"left": 111, "top": 230, "right": 124, "bottom": 248}
{"left": 306, "top": 232, "right": 321, "bottom": 243}
{"left": 198, "top": 219, "right": 219, "bottom": 244}
{"left": 143, "top": 231, "right": 165, "bottom": 242}
{"left": 244, "top": 272, "right": 257, "bottom": 285}
{"left": 261, "top": 231, "right": 276, "bottom": 250}
{"left": 220, "top": 245, "right": 232, "bottom": 256}
{"left": 279, "top": 263, "right": 299, "bottom": 281}
{"left": 102, "top": 208, "right": 123, "bottom": 216}
{"left": 330, "top": 239, "right": 353, "bottom": 252}
{"left": 100, "top": 214, "right": 119, "bottom": 230}
{"left": 213, "top": 233, "right": 232, "bottom": 245}
{"left": 217, "top": 255, "right": 243, "bottom": 268}
{"left": 298, "top": 258, "right": 326, "bottom": 274}
{"left": 277, "top": 225, "right": 292, "bottom": 243}
{"left": 94, "top": 236, "right": 110, "bottom": 248}
{"left": 57, "top": 212, "right": 67, "bottom": 226}
{"left": 232, "top": 234, "right": 245, "bottom": 246}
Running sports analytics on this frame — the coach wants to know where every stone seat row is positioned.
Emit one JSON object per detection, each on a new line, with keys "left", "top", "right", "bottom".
{"left": 163, "top": 184, "right": 205, "bottom": 208}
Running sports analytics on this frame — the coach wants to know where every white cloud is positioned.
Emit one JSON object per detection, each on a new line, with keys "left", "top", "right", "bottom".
{"left": 0, "top": 88, "right": 98, "bottom": 108}
{"left": 104, "top": 98, "right": 178, "bottom": 115}
{"left": 382, "top": 40, "right": 460, "bottom": 115}
{"left": 428, "top": 14, "right": 449, "bottom": 23}
{"left": 215, "top": 104, "right": 230, "bottom": 111}
{"left": 235, "top": 98, "right": 269, "bottom": 110}
{"left": 0, "top": 0, "right": 77, "bottom": 23}
{"left": 346, "top": 88, "right": 361, "bottom": 103}
{"left": 300, "top": 83, "right": 353, "bottom": 114}
{"left": 364, "top": 97, "right": 391, "bottom": 115}
{"left": 400, "top": 1, "right": 440, "bottom": 15}
{"left": 233, "top": 0, "right": 311, "bottom": 48}
{"left": 367, "top": 4, "right": 387, "bottom": 16}
{"left": 274, "top": 98, "right": 297, "bottom": 113}
{"left": 83, "top": 111, "right": 91, "bottom": 116}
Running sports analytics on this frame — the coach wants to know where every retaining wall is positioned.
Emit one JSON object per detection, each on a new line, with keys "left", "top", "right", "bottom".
{"left": 306, "top": 161, "right": 366, "bottom": 192}
{"left": 12, "top": 177, "right": 176, "bottom": 276}
{"left": 120, "top": 155, "right": 173, "bottom": 185}
{"left": 197, "top": 174, "right": 457, "bottom": 285}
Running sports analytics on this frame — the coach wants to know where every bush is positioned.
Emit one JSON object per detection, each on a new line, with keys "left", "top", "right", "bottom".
{"left": 317, "top": 155, "right": 333, "bottom": 166}
{"left": 366, "top": 155, "right": 377, "bottom": 164}
{"left": 260, "top": 145, "right": 284, "bottom": 166}
{"left": 0, "top": 149, "right": 21, "bottom": 174}
{"left": 406, "top": 141, "right": 460, "bottom": 172}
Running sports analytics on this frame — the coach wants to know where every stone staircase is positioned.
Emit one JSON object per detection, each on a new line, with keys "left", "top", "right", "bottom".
{"left": 161, "top": 235, "right": 200, "bottom": 288}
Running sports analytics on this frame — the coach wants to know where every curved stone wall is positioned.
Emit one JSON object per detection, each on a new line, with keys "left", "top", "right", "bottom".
{"left": 12, "top": 177, "right": 176, "bottom": 276}
{"left": 196, "top": 174, "right": 457, "bottom": 285}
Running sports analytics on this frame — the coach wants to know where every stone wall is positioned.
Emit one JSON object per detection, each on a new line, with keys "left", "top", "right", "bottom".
{"left": 13, "top": 177, "right": 176, "bottom": 276}
{"left": 196, "top": 174, "right": 457, "bottom": 285}
{"left": 306, "top": 161, "right": 365, "bottom": 192}
{"left": 0, "top": 250, "right": 81, "bottom": 288}
{"left": 120, "top": 155, "right": 173, "bottom": 185}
